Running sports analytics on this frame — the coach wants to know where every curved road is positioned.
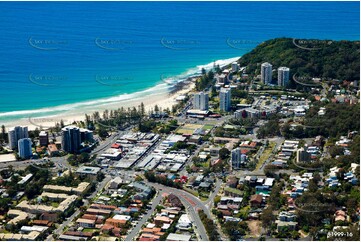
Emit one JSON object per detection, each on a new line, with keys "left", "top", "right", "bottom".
{"left": 149, "top": 182, "right": 211, "bottom": 241}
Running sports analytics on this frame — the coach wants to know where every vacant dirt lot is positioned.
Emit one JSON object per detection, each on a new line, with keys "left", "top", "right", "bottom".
{"left": 247, "top": 220, "right": 262, "bottom": 237}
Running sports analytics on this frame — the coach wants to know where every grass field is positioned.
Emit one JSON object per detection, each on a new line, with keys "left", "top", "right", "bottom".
{"left": 175, "top": 123, "right": 214, "bottom": 136}
{"left": 202, "top": 124, "right": 214, "bottom": 130}
{"left": 176, "top": 128, "right": 194, "bottom": 135}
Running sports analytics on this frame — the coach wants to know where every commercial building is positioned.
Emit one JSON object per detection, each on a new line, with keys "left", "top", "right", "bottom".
{"left": 235, "top": 108, "right": 260, "bottom": 119}
{"left": 278, "top": 67, "right": 290, "bottom": 86}
{"left": 193, "top": 92, "right": 209, "bottom": 111}
{"left": 18, "top": 138, "right": 32, "bottom": 159}
{"left": 219, "top": 88, "right": 231, "bottom": 112}
{"left": 8, "top": 126, "right": 28, "bottom": 150}
{"left": 61, "top": 126, "right": 81, "bottom": 153}
{"left": 76, "top": 166, "right": 101, "bottom": 178}
{"left": 261, "top": 62, "right": 272, "bottom": 84}
{"left": 39, "top": 131, "right": 49, "bottom": 147}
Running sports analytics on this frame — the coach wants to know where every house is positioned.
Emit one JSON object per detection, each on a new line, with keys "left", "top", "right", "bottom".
{"left": 278, "top": 211, "right": 297, "bottom": 222}
{"left": 275, "top": 211, "right": 298, "bottom": 231}
{"left": 193, "top": 175, "right": 204, "bottom": 186}
{"left": 32, "top": 220, "right": 53, "bottom": 227}
{"left": 334, "top": 210, "right": 348, "bottom": 222}
{"left": 47, "top": 144, "right": 59, "bottom": 156}
{"left": 76, "top": 218, "right": 95, "bottom": 228}
{"left": 218, "top": 197, "right": 243, "bottom": 210}
{"left": 40, "top": 213, "right": 58, "bottom": 222}
{"left": 86, "top": 208, "right": 112, "bottom": 216}
{"left": 176, "top": 214, "right": 192, "bottom": 231}
{"left": 167, "top": 194, "right": 183, "bottom": 208}
{"left": 105, "top": 218, "right": 127, "bottom": 228}
{"left": 275, "top": 220, "right": 298, "bottom": 231}
{"left": 198, "top": 181, "right": 212, "bottom": 191}
{"left": 226, "top": 176, "right": 239, "bottom": 188}
{"left": 90, "top": 204, "right": 117, "bottom": 211}
{"left": 63, "top": 231, "right": 93, "bottom": 238}
{"left": 250, "top": 194, "right": 263, "bottom": 207}
{"left": 129, "top": 182, "right": 153, "bottom": 200}
{"left": 154, "top": 216, "right": 173, "bottom": 227}
{"left": 108, "top": 177, "right": 124, "bottom": 189}
{"left": 166, "top": 233, "right": 191, "bottom": 241}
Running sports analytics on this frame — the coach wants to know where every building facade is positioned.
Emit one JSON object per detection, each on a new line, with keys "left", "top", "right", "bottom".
{"left": 231, "top": 148, "right": 241, "bottom": 169}
{"left": 278, "top": 67, "right": 290, "bottom": 86}
{"left": 219, "top": 88, "right": 231, "bottom": 112}
{"left": 231, "top": 62, "right": 239, "bottom": 72}
{"left": 261, "top": 62, "right": 273, "bottom": 84}
{"left": 193, "top": 92, "right": 209, "bottom": 111}
{"left": 296, "top": 147, "right": 311, "bottom": 163}
{"left": 18, "top": 138, "right": 32, "bottom": 159}
{"left": 39, "top": 131, "right": 49, "bottom": 147}
{"left": 8, "top": 126, "right": 29, "bottom": 150}
{"left": 61, "top": 126, "right": 81, "bottom": 153}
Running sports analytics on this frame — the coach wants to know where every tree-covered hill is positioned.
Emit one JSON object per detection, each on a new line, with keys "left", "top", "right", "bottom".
{"left": 238, "top": 38, "right": 360, "bottom": 81}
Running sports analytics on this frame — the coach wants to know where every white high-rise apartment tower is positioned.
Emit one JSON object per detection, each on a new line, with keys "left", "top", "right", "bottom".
{"left": 219, "top": 88, "right": 231, "bottom": 112}
{"left": 278, "top": 67, "right": 290, "bottom": 86}
{"left": 8, "top": 126, "right": 29, "bottom": 150}
{"left": 193, "top": 92, "right": 209, "bottom": 110}
{"left": 261, "top": 62, "right": 273, "bottom": 84}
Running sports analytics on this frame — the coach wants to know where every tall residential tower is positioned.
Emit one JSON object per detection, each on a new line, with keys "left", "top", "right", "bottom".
{"left": 261, "top": 62, "right": 273, "bottom": 84}
{"left": 8, "top": 126, "right": 29, "bottom": 150}
{"left": 193, "top": 92, "right": 209, "bottom": 111}
{"left": 278, "top": 67, "right": 290, "bottom": 86}
{"left": 219, "top": 88, "right": 231, "bottom": 112}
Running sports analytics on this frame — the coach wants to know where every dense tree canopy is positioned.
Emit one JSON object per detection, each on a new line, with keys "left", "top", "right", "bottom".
{"left": 238, "top": 38, "right": 360, "bottom": 81}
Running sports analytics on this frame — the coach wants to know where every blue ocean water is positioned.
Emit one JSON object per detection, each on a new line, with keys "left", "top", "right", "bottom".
{"left": 0, "top": 1, "right": 359, "bottom": 122}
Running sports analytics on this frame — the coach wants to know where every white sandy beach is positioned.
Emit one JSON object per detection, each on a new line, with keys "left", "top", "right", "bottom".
{"left": 2, "top": 82, "right": 195, "bottom": 131}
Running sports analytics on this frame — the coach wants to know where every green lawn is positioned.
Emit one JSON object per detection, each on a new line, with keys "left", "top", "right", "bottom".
{"left": 183, "top": 187, "right": 199, "bottom": 197}
{"left": 83, "top": 228, "right": 99, "bottom": 233}
{"left": 202, "top": 124, "right": 214, "bottom": 130}
{"left": 51, "top": 202, "right": 60, "bottom": 208}
{"left": 224, "top": 187, "right": 243, "bottom": 196}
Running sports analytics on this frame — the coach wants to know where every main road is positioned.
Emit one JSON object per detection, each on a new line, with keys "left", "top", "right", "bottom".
{"left": 125, "top": 192, "right": 163, "bottom": 241}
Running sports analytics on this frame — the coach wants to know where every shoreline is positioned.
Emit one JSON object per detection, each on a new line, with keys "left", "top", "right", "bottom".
{"left": 1, "top": 56, "right": 240, "bottom": 131}
{"left": 2, "top": 81, "right": 196, "bottom": 131}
